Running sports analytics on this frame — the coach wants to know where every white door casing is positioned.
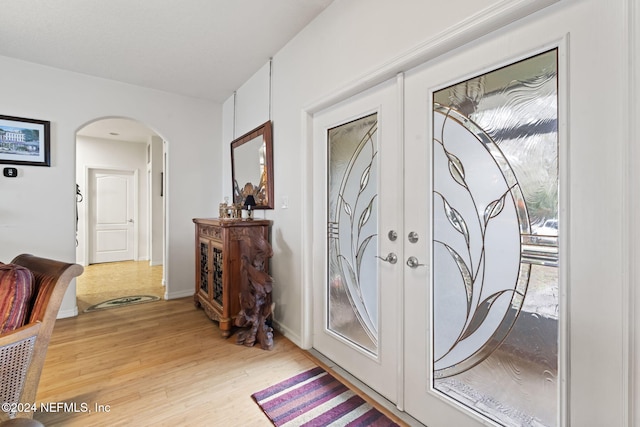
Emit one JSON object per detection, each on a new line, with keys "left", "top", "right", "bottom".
{"left": 311, "top": 34, "right": 566, "bottom": 427}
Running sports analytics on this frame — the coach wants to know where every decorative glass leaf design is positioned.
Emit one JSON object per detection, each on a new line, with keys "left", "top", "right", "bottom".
{"left": 445, "top": 244, "right": 473, "bottom": 312}
{"left": 360, "top": 165, "right": 371, "bottom": 193}
{"left": 358, "top": 196, "right": 375, "bottom": 232}
{"left": 433, "top": 105, "right": 525, "bottom": 378}
{"left": 443, "top": 198, "right": 469, "bottom": 247}
{"left": 484, "top": 195, "right": 505, "bottom": 226}
{"left": 447, "top": 152, "right": 467, "bottom": 188}
{"left": 459, "top": 290, "right": 510, "bottom": 341}
{"left": 339, "top": 194, "right": 352, "bottom": 217}
{"left": 356, "top": 235, "right": 374, "bottom": 279}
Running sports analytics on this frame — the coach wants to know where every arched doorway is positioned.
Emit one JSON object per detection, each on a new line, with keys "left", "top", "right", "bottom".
{"left": 75, "top": 117, "right": 167, "bottom": 312}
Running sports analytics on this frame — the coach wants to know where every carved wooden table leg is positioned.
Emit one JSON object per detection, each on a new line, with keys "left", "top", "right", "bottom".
{"left": 235, "top": 229, "right": 274, "bottom": 350}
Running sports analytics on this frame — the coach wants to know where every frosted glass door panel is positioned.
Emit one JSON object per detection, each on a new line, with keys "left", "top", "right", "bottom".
{"left": 327, "top": 113, "right": 379, "bottom": 354}
{"left": 432, "top": 49, "right": 559, "bottom": 426}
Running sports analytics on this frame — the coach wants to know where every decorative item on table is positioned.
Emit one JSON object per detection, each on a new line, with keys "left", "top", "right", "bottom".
{"left": 231, "top": 203, "right": 243, "bottom": 219}
{"left": 219, "top": 197, "right": 230, "bottom": 218}
{"left": 219, "top": 197, "right": 243, "bottom": 219}
{"left": 243, "top": 195, "right": 256, "bottom": 220}
{"left": 219, "top": 201, "right": 229, "bottom": 218}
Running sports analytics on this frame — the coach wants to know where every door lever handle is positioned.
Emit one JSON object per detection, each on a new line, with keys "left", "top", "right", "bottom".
{"left": 377, "top": 252, "right": 398, "bottom": 264}
{"left": 406, "top": 256, "right": 426, "bottom": 268}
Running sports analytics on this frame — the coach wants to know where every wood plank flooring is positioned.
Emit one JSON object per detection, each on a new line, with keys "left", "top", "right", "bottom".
{"left": 33, "top": 261, "right": 408, "bottom": 426}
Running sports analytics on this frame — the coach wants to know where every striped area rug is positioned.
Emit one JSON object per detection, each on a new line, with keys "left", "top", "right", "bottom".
{"left": 252, "top": 366, "right": 400, "bottom": 427}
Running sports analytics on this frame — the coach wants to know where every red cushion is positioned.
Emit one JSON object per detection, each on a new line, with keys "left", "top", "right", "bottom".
{"left": 0, "top": 262, "right": 34, "bottom": 333}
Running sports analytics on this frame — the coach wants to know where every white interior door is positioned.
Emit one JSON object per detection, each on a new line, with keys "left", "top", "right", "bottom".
{"left": 89, "top": 168, "right": 136, "bottom": 264}
{"left": 312, "top": 77, "right": 403, "bottom": 403}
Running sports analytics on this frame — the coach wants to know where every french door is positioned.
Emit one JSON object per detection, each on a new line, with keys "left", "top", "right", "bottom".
{"left": 312, "top": 42, "right": 561, "bottom": 427}
{"left": 402, "top": 41, "right": 561, "bottom": 426}
{"left": 312, "top": 77, "right": 403, "bottom": 403}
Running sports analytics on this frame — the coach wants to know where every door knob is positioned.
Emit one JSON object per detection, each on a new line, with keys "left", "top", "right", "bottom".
{"left": 377, "top": 252, "right": 398, "bottom": 264}
{"left": 128, "top": 219, "right": 134, "bottom": 223}
{"left": 406, "top": 256, "right": 425, "bottom": 268}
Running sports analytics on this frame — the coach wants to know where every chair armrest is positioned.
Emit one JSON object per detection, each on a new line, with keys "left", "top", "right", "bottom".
{"left": 0, "top": 321, "right": 41, "bottom": 347}
{"left": 10, "top": 254, "right": 83, "bottom": 323}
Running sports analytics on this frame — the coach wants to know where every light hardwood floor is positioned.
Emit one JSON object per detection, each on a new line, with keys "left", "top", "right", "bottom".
{"left": 34, "top": 262, "right": 408, "bottom": 426}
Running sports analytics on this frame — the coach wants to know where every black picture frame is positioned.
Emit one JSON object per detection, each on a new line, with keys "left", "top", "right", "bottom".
{"left": 0, "top": 115, "right": 51, "bottom": 167}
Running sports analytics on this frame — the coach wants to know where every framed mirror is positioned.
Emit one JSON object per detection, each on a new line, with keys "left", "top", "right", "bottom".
{"left": 231, "top": 120, "right": 274, "bottom": 209}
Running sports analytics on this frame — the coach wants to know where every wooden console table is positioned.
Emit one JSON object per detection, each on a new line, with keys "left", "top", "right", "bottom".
{"left": 193, "top": 218, "right": 271, "bottom": 337}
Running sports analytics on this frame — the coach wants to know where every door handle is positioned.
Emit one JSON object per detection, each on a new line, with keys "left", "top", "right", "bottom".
{"left": 377, "top": 252, "right": 398, "bottom": 264}
{"left": 406, "top": 256, "right": 425, "bottom": 268}
{"left": 128, "top": 219, "right": 134, "bottom": 223}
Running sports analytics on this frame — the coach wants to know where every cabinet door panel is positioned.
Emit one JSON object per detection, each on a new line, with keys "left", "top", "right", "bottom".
{"left": 198, "top": 238, "right": 210, "bottom": 297}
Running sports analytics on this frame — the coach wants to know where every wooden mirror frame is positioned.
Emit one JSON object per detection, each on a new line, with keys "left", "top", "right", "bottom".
{"left": 231, "top": 120, "right": 274, "bottom": 209}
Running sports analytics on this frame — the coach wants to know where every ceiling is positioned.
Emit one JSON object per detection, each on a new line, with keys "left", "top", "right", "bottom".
{"left": 0, "top": 0, "right": 334, "bottom": 141}
{"left": 77, "top": 118, "right": 163, "bottom": 144}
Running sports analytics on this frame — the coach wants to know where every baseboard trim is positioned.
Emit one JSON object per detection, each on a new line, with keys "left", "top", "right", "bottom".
{"left": 164, "top": 289, "right": 193, "bottom": 300}
{"left": 273, "top": 320, "right": 302, "bottom": 349}
{"left": 57, "top": 306, "right": 78, "bottom": 319}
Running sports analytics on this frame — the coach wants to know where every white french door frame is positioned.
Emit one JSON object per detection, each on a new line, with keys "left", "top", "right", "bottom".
{"left": 628, "top": 1, "right": 640, "bottom": 425}
{"left": 300, "top": 0, "right": 563, "bottom": 416}
{"left": 82, "top": 165, "right": 139, "bottom": 265}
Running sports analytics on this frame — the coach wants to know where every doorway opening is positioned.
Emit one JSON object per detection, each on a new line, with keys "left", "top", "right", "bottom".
{"left": 75, "top": 117, "right": 167, "bottom": 313}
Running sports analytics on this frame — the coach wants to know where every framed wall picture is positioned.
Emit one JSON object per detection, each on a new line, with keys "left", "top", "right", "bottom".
{"left": 231, "top": 120, "right": 274, "bottom": 209}
{"left": 0, "top": 115, "right": 51, "bottom": 166}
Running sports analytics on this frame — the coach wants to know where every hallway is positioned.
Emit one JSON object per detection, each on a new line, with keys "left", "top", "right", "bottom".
{"left": 76, "top": 261, "right": 164, "bottom": 313}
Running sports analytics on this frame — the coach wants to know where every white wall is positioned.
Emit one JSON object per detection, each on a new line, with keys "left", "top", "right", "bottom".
{"left": 0, "top": 56, "right": 221, "bottom": 316}
{"left": 225, "top": 0, "right": 636, "bottom": 424}
{"left": 221, "top": 62, "right": 272, "bottom": 205}
{"left": 75, "top": 135, "right": 149, "bottom": 265}
{"left": 149, "top": 135, "right": 164, "bottom": 266}
{"left": 235, "top": 62, "right": 271, "bottom": 137}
